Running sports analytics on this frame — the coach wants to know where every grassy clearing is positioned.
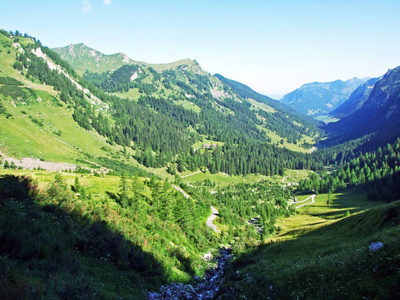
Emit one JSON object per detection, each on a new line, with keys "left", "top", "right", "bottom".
{"left": 174, "top": 100, "right": 201, "bottom": 113}
{"left": 315, "top": 115, "right": 340, "bottom": 124}
{"left": 112, "top": 88, "right": 141, "bottom": 100}
{"left": 180, "top": 170, "right": 275, "bottom": 186}
{"left": 298, "top": 190, "right": 381, "bottom": 219}
{"left": 191, "top": 137, "right": 224, "bottom": 150}
{"left": 256, "top": 125, "right": 314, "bottom": 153}
{"left": 274, "top": 190, "right": 381, "bottom": 241}
{"left": 0, "top": 104, "right": 78, "bottom": 162}
{"left": 222, "top": 190, "right": 400, "bottom": 299}
{"left": 248, "top": 98, "right": 276, "bottom": 113}
{"left": 283, "top": 169, "right": 312, "bottom": 182}
{"left": 0, "top": 100, "right": 114, "bottom": 165}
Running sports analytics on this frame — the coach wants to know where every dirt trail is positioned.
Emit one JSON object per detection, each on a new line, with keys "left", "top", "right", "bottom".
{"left": 206, "top": 206, "right": 221, "bottom": 233}
{"left": 0, "top": 151, "right": 76, "bottom": 172}
{"left": 171, "top": 183, "right": 220, "bottom": 233}
{"left": 296, "top": 194, "right": 316, "bottom": 209}
{"left": 171, "top": 184, "right": 190, "bottom": 199}
{"left": 180, "top": 170, "right": 204, "bottom": 178}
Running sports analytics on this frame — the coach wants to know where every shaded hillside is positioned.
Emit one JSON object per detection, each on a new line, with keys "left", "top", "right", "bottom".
{"left": 330, "top": 77, "right": 381, "bottom": 119}
{"left": 281, "top": 77, "right": 367, "bottom": 117}
{"left": 326, "top": 66, "right": 400, "bottom": 145}
{"left": 0, "top": 169, "right": 221, "bottom": 298}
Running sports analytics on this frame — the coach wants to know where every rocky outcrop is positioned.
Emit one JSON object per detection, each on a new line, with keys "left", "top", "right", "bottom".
{"left": 148, "top": 248, "right": 232, "bottom": 300}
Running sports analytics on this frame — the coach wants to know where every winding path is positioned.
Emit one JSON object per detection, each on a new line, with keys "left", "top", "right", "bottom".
{"left": 179, "top": 169, "right": 207, "bottom": 178}
{"left": 295, "top": 194, "right": 316, "bottom": 209}
{"left": 206, "top": 206, "right": 221, "bottom": 233}
{"left": 171, "top": 184, "right": 190, "bottom": 199}
{"left": 180, "top": 170, "right": 205, "bottom": 178}
{"left": 170, "top": 184, "right": 221, "bottom": 233}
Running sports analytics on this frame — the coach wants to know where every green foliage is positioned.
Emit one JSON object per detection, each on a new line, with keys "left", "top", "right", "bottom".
{"left": 219, "top": 201, "right": 400, "bottom": 299}
{"left": 0, "top": 172, "right": 219, "bottom": 298}
{"left": 0, "top": 174, "right": 159, "bottom": 298}
{"left": 0, "top": 76, "right": 23, "bottom": 86}
{"left": 201, "top": 180, "right": 295, "bottom": 246}
{"left": 299, "top": 138, "right": 400, "bottom": 202}
{"left": 83, "top": 65, "right": 158, "bottom": 94}
{"left": 9, "top": 36, "right": 326, "bottom": 177}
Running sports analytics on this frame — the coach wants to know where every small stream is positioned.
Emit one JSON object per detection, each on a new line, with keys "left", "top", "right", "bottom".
{"left": 148, "top": 247, "right": 232, "bottom": 299}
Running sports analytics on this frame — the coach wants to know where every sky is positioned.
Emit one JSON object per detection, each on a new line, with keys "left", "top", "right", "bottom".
{"left": 2, "top": 0, "right": 400, "bottom": 96}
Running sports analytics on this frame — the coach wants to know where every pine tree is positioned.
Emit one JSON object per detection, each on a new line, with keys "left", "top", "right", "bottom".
{"left": 327, "top": 190, "right": 332, "bottom": 206}
{"left": 3, "top": 160, "right": 10, "bottom": 168}
{"left": 119, "top": 172, "right": 129, "bottom": 207}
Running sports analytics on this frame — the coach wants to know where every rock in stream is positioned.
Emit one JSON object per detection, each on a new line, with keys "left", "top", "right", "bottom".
{"left": 148, "top": 248, "right": 232, "bottom": 300}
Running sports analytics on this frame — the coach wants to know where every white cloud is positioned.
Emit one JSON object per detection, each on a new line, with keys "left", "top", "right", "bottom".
{"left": 104, "top": 0, "right": 111, "bottom": 5}
{"left": 82, "top": 0, "right": 92, "bottom": 14}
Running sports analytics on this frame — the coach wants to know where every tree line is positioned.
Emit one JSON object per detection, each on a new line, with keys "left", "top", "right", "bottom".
{"left": 299, "top": 138, "right": 400, "bottom": 202}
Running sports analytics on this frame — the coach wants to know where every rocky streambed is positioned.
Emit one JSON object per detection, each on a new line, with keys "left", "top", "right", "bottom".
{"left": 148, "top": 248, "right": 232, "bottom": 300}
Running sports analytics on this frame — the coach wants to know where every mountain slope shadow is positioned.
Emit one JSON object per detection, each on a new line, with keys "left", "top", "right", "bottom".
{"left": 0, "top": 174, "right": 165, "bottom": 299}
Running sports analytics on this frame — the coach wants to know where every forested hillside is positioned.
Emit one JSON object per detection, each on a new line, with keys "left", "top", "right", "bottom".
{"left": 50, "top": 41, "right": 325, "bottom": 176}
{"left": 300, "top": 138, "right": 400, "bottom": 200}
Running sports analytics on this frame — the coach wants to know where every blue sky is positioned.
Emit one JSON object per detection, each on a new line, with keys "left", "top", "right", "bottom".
{"left": 2, "top": 0, "right": 400, "bottom": 95}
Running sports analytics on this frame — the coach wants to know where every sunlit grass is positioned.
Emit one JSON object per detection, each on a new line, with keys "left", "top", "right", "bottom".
{"left": 227, "top": 191, "right": 400, "bottom": 299}
{"left": 174, "top": 100, "right": 201, "bottom": 113}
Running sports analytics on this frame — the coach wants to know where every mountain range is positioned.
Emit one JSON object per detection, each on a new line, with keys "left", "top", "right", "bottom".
{"left": 280, "top": 77, "right": 368, "bottom": 117}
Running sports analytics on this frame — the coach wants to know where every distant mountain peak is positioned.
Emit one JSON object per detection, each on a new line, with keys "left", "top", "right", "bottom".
{"left": 280, "top": 77, "right": 367, "bottom": 117}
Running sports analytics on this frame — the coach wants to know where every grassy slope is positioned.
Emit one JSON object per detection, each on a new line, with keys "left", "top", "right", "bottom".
{"left": 0, "top": 36, "right": 55, "bottom": 95}
{"left": 0, "top": 170, "right": 215, "bottom": 299}
{"left": 181, "top": 170, "right": 275, "bottom": 186}
{"left": 257, "top": 124, "right": 315, "bottom": 153}
{"left": 0, "top": 34, "right": 178, "bottom": 178}
{"left": 221, "top": 191, "right": 400, "bottom": 299}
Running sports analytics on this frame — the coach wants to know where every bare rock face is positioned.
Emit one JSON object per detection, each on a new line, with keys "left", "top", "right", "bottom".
{"left": 148, "top": 248, "right": 232, "bottom": 300}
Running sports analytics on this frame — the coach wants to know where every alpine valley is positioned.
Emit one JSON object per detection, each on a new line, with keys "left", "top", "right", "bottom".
{"left": 1, "top": 30, "right": 399, "bottom": 299}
